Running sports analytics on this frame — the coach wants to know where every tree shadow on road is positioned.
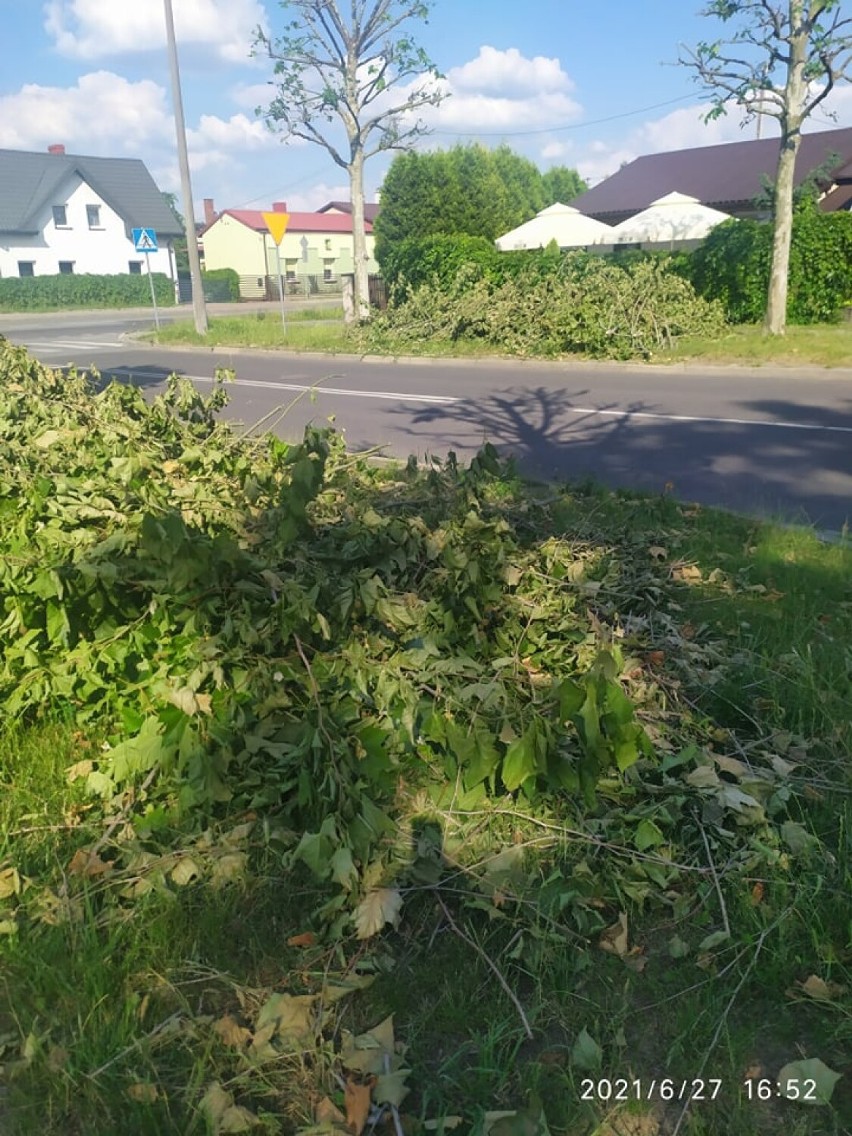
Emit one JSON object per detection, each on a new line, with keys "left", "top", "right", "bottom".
{"left": 369, "top": 384, "right": 852, "bottom": 530}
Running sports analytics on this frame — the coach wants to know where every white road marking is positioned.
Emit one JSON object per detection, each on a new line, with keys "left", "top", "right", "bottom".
{"left": 566, "top": 404, "right": 852, "bottom": 435}
{"left": 21, "top": 339, "right": 126, "bottom": 352}
{"left": 106, "top": 370, "right": 852, "bottom": 434}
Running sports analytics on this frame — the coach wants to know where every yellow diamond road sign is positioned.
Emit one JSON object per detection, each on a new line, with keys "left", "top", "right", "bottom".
{"left": 263, "top": 211, "right": 290, "bottom": 245}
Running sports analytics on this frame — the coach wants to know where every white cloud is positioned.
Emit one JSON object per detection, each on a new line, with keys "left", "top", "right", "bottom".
{"left": 449, "top": 46, "right": 574, "bottom": 98}
{"left": 0, "top": 71, "right": 172, "bottom": 152}
{"left": 231, "top": 81, "right": 276, "bottom": 111}
{"left": 384, "top": 46, "right": 582, "bottom": 137}
{"left": 44, "top": 0, "right": 267, "bottom": 63}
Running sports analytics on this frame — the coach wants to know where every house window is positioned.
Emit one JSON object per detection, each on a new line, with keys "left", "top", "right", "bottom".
{"left": 52, "top": 205, "right": 68, "bottom": 227}
{"left": 58, "top": 261, "right": 75, "bottom": 275}
{"left": 323, "top": 257, "right": 335, "bottom": 283}
{"left": 324, "top": 238, "right": 332, "bottom": 251}
{"left": 129, "top": 261, "right": 143, "bottom": 275}
{"left": 86, "top": 204, "right": 101, "bottom": 228}
{"left": 18, "top": 262, "right": 35, "bottom": 277}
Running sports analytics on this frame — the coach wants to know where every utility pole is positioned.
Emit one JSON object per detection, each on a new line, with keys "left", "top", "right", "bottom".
{"left": 163, "top": 0, "right": 208, "bottom": 335}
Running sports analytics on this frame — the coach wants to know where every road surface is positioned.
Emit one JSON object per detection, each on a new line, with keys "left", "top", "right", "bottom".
{"left": 2, "top": 307, "right": 850, "bottom": 531}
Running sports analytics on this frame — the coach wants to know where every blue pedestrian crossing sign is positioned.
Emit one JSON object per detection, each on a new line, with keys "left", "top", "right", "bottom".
{"left": 132, "top": 227, "right": 159, "bottom": 253}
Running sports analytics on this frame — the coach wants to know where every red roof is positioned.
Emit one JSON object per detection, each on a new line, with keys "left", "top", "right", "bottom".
{"left": 217, "top": 208, "right": 372, "bottom": 234}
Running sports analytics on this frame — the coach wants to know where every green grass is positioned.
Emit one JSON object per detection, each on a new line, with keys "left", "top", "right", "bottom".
{"left": 148, "top": 312, "right": 852, "bottom": 369}
{"left": 151, "top": 311, "right": 349, "bottom": 351}
{"left": 661, "top": 321, "right": 852, "bottom": 368}
{"left": 2, "top": 491, "right": 850, "bottom": 1134}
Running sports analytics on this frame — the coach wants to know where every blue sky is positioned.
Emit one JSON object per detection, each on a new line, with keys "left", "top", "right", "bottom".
{"left": 3, "top": 0, "right": 851, "bottom": 219}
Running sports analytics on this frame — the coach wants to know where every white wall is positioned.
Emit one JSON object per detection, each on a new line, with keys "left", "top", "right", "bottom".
{"left": 0, "top": 172, "right": 173, "bottom": 278}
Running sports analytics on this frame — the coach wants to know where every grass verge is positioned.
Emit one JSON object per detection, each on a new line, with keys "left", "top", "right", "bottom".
{"left": 660, "top": 321, "right": 852, "bottom": 368}
{"left": 149, "top": 313, "right": 852, "bottom": 369}
{"left": 2, "top": 492, "right": 850, "bottom": 1135}
{"left": 1, "top": 345, "right": 850, "bottom": 1135}
{"left": 151, "top": 310, "right": 348, "bottom": 351}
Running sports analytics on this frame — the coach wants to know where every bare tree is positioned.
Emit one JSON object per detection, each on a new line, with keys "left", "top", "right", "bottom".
{"left": 681, "top": 1, "right": 852, "bottom": 335}
{"left": 255, "top": 1, "right": 445, "bottom": 320}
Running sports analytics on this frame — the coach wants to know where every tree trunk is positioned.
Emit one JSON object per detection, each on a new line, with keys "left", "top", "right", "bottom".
{"left": 764, "top": 0, "right": 808, "bottom": 336}
{"left": 349, "top": 148, "right": 371, "bottom": 322}
{"left": 765, "top": 126, "right": 802, "bottom": 335}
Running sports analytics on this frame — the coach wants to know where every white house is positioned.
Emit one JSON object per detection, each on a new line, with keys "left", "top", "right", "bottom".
{"left": 0, "top": 145, "right": 182, "bottom": 280}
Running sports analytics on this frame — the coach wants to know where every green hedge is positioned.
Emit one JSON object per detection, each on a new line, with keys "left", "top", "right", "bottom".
{"left": 382, "top": 233, "right": 578, "bottom": 297}
{"left": 0, "top": 273, "right": 176, "bottom": 312}
{"left": 200, "top": 268, "right": 240, "bottom": 302}
{"left": 686, "top": 204, "right": 852, "bottom": 323}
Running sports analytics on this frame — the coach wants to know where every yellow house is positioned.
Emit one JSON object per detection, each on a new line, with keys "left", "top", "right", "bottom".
{"left": 200, "top": 200, "right": 379, "bottom": 299}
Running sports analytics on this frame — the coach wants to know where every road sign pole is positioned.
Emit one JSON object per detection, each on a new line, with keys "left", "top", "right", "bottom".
{"left": 274, "top": 244, "right": 286, "bottom": 333}
{"left": 145, "top": 251, "right": 161, "bottom": 331}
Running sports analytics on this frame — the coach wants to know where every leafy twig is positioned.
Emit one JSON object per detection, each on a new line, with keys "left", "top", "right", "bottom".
{"left": 434, "top": 891, "right": 533, "bottom": 1040}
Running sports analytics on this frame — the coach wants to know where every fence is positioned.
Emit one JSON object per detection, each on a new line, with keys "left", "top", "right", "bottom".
{"left": 176, "top": 271, "right": 388, "bottom": 309}
{"left": 236, "top": 274, "right": 344, "bottom": 301}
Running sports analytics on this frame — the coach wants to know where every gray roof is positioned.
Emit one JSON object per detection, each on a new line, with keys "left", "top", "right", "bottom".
{"left": 571, "top": 127, "right": 852, "bottom": 222}
{"left": 0, "top": 148, "right": 184, "bottom": 237}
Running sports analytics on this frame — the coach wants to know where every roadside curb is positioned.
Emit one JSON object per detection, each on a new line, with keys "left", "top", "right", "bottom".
{"left": 121, "top": 335, "right": 852, "bottom": 380}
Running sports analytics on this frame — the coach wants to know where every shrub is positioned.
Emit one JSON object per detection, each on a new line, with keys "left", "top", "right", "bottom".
{"left": 0, "top": 272, "right": 175, "bottom": 312}
{"left": 381, "top": 233, "right": 504, "bottom": 296}
{"left": 687, "top": 203, "right": 852, "bottom": 323}
{"left": 360, "top": 255, "right": 725, "bottom": 360}
{"left": 201, "top": 267, "right": 240, "bottom": 302}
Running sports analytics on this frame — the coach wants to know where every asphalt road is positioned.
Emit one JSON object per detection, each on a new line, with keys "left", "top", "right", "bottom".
{"left": 3, "top": 307, "right": 851, "bottom": 530}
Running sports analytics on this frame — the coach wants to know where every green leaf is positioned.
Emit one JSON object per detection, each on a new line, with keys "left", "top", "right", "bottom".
{"left": 501, "top": 728, "right": 538, "bottom": 791}
{"left": 634, "top": 819, "right": 665, "bottom": 851}
{"left": 777, "top": 1058, "right": 841, "bottom": 1105}
{"left": 571, "top": 1027, "right": 602, "bottom": 1072}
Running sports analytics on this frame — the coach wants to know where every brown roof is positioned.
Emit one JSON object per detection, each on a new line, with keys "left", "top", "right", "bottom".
{"left": 318, "top": 200, "right": 381, "bottom": 222}
{"left": 572, "top": 127, "right": 852, "bottom": 221}
{"left": 819, "top": 183, "right": 852, "bottom": 212}
{"left": 202, "top": 208, "right": 373, "bottom": 236}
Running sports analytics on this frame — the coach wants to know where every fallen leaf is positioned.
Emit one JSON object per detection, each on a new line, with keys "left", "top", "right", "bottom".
{"left": 340, "top": 1015, "right": 396, "bottom": 1076}
{"left": 599, "top": 912, "right": 629, "bottom": 957}
{"left": 220, "top": 1105, "right": 259, "bottom": 1132}
{"left": 316, "top": 1097, "right": 347, "bottom": 1125}
{"left": 0, "top": 867, "right": 22, "bottom": 899}
{"left": 210, "top": 852, "right": 247, "bottom": 888}
{"left": 571, "top": 1027, "right": 602, "bottom": 1072}
{"left": 200, "top": 1083, "right": 233, "bottom": 1128}
{"left": 645, "top": 650, "right": 666, "bottom": 668}
{"left": 127, "top": 1082, "right": 159, "bottom": 1104}
{"left": 286, "top": 931, "right": 317, "bottom": 949}
{"left": 345, "top": 1077, "right": 374, "bottom": 1136}
{"left": 673, "top": 563, "right": 702, "bottom": 583}
{"left": 68, "top": 848, "right": 111, "bottom": 878}
{"left": 354, "top": 888, "right": 403, "bottom": 940}
{"left": 374, "top": 1068, "right": 410, "bottom": 1107}
{"left": 212, "top": 1014, "right": 252, "bottom": 1049}
{"left": 714, "top": 754, "right": 748, "bottom": 779}
{"left": 66, "top": 759, "right": 94, "bottom": 783}
{"left": 255, "top": 992, "right": 316, "bottom": 1047}
{"left": 170, "top": 857, "right": 202, "bottom": 886}
{"left": 750, "top": 881, "right": 765, "bottom": 906}
{"left": 799, "top": 975, "right": 845, "bottom": 1001}
{"left": 781, "top": 821, "right": 815, "bottom": 855}
{"left": 777, "top": 1057, "right": 841, "bottom": 1104}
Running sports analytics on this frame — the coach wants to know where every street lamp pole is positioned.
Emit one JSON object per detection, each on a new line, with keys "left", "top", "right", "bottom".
{"left": 163, "top": 0, "right": 208, "bottom": 335}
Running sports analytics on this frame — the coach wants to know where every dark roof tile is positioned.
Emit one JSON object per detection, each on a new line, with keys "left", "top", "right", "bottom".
{"left": 572, "top": 127, "right": 852, "bottom": 220}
